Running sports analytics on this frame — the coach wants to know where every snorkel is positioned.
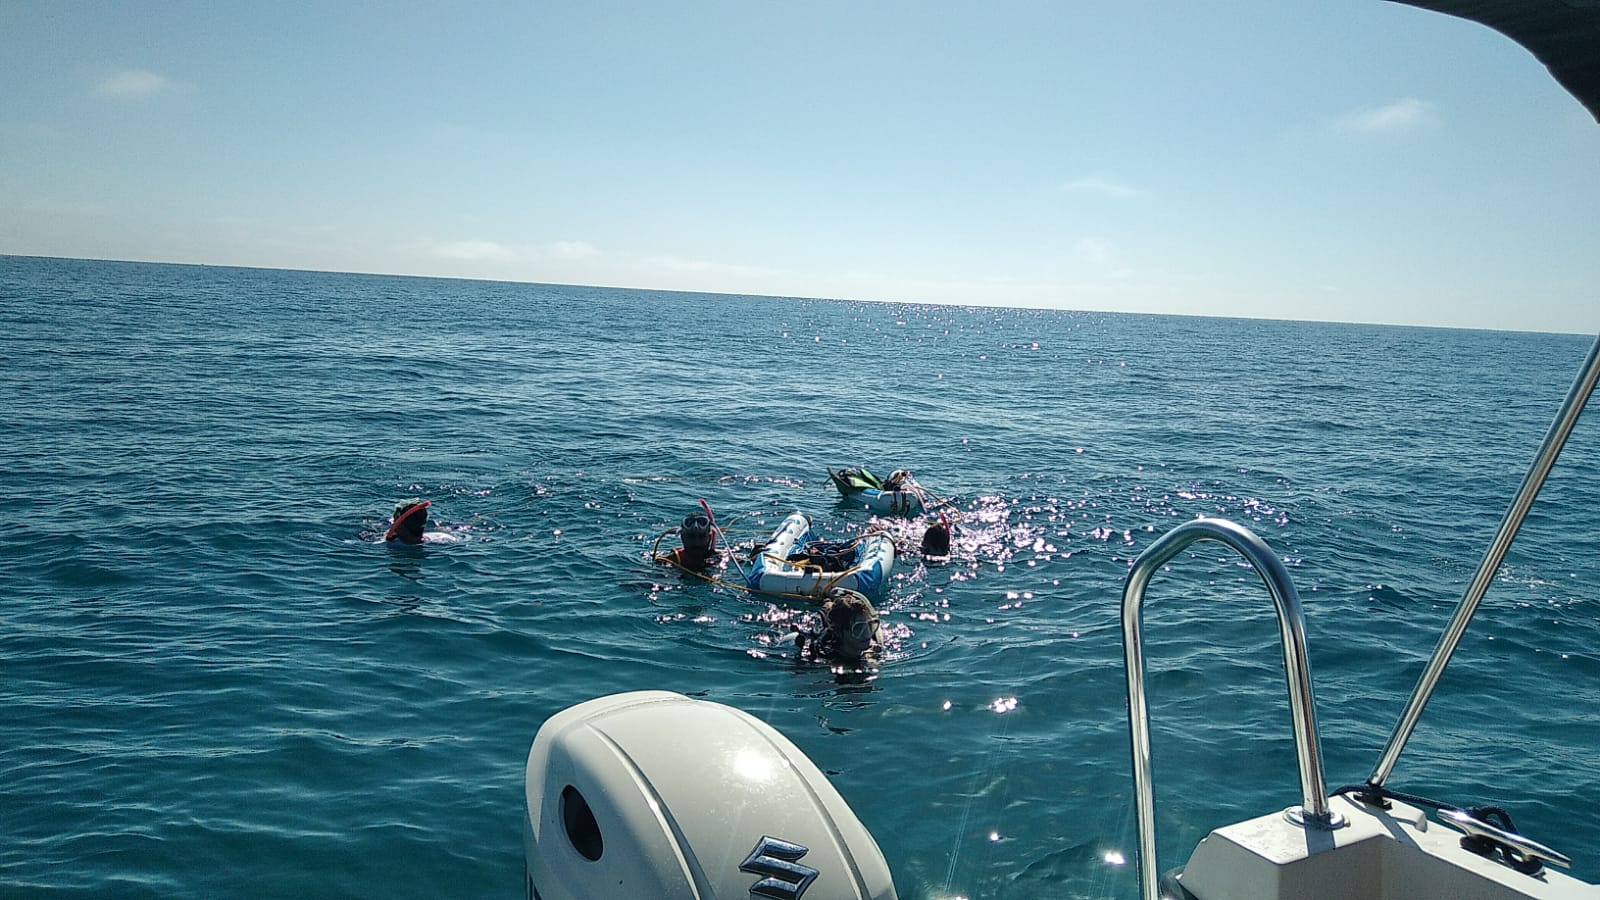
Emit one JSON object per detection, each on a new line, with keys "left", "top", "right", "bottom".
{"left": 385, "top": 499, "right": 431, "bottom": 544}
{"left": 698, "top": 498, "right": 719, "bottom": 550}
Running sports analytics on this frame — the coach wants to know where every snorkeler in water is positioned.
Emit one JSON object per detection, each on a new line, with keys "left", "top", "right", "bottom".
{"left": 385, "top": 498, "right": 431, "bottom": 544}
{"left": 794, "top": 588, "right": 882, "bottom": 664}
{"left": 919, "top": 515, "right": 953, "bottom": 557}
{"left": 656, "top": 501, "right": 723, "bottom": 571}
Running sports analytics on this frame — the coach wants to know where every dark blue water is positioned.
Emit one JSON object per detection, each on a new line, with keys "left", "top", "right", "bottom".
{"left": 4, "top": 255, "right": 1598, "bottom": 898}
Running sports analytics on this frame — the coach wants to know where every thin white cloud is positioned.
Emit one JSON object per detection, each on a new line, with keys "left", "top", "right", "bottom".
{"left": 644, "top": 254, "right": 772, "bottom": 278}
{"left": 1060, "top": 175, "right": 1145, "bottom": 199}
{"left": 546, "top": 240, "right": 599, "bottom": 260}
{"left": 428, "top": 240, "right": 516, "bottom": 262}
{"left": 93, "top": 69, "right": 172, "bottom": 99}
{"left": 1, "top": 122, "right": 66, "bottom": 140}
{"left": 23, "top": 198, "right": 109, "bottom": 218}
{"left": 1072, "top": 238, "right": 1114, "bottom": 266}
{"left": 1333, "top": 98, "right": 1435, "bottom": 134}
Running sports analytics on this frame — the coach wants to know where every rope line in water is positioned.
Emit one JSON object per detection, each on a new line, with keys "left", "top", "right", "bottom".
{"left": 943, "top": 699, "right": 1015, "bottom": 892}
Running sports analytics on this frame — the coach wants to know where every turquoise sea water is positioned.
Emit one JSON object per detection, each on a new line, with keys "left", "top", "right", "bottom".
{"left": 4, "top": 254, "right": 1598, "bottom": 899}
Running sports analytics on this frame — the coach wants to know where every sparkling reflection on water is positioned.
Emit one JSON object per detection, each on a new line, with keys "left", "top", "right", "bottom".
{"left": 2, "top": 257, "right": 1597, "bottom": 898}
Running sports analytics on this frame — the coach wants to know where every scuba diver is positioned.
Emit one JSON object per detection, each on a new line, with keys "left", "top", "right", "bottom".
{"left": 794, "top": 588, "right": 882, "bottom": 664}
{"left": 657, "top": 502, "right": 722, "bottom": 571}
{"left": 385, "top": 498, "right": 431, "bottom": 544}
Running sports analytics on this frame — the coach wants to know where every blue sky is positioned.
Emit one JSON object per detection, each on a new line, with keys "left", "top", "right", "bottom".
{"left": 2, "top": 1, "right": 1596, "bottom": 333}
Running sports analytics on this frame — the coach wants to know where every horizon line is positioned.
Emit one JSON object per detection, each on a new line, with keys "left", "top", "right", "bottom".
{"left": 2, "top": 252, "right": 1589, "bottom": 338}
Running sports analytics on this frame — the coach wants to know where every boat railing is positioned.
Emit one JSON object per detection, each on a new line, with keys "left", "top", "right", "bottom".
{"left": 1121, "top": 517, "right": 1343, "bottom": 900}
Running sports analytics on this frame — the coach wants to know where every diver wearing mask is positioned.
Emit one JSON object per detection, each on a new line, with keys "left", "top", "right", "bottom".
{"left": 658, "top": 505, "right": 722, "bottom": 570}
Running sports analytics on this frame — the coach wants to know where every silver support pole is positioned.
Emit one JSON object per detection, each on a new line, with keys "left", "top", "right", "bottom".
{"left": 1368, "top": 333, "right": 1600, "bottom": 790}
{"left": 1123, "top": 518, "right": 1339, "bottom": 900}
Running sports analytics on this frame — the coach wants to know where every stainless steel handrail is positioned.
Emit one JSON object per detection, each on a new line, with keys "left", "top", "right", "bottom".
{"left": 1122, "top": 517, "right": 1341, "bottom": 900}
{"left": 1367, "top": 333, "right": 1600, "bottom": 790}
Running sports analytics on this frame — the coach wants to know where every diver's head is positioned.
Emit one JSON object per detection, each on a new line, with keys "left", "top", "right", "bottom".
{"left": 920, "top": 519, "right": 951, "bottom": 557}
{"left": 386, "top": 498, "right": 430, "bottom": 544}
{"left": 822, "top": 588, "right": 880, "bottom": 662}
{"left": 679, "top": 511, "right": 718, "bottom": 562}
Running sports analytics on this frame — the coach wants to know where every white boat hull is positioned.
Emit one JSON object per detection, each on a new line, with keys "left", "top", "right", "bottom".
{"left": 1173, "top": 794, "right": 1599, "bottom": 899}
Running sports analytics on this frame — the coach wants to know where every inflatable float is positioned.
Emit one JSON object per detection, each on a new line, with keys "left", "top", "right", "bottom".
{"left": 827, "top": 467, "right": 927, "bottom": 516}
{"left": 745, "top": 511, "right": 894, "bottom": 600}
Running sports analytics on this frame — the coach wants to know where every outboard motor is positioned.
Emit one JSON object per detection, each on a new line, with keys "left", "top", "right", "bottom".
{"left": 524, "top": 691, "right": 896, "bottom": 899}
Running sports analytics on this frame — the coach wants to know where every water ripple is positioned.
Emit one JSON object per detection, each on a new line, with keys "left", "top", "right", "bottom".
{"left": 3, "top": 258, "right": 1598, "bottom": 897}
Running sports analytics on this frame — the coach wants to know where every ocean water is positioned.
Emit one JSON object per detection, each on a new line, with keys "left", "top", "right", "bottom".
{"left": 3, "top": 254, "right": 1598, "bottom": 899}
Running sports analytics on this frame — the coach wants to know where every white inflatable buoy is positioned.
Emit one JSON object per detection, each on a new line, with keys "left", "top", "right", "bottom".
{"left": 523, "top": 691, "right": 896, "bottom": 899}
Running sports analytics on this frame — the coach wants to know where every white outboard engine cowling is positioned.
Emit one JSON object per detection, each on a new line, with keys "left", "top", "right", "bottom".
{"left": 524, "top": 691, "right": 896, "bottom": 899}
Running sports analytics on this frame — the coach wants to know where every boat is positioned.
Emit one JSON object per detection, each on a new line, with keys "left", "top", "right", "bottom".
{"left": 524, "top": 2, "right": 1600, "bottom": 897}
{"left": 742, "top": 510, "right": 895, "bottom": 601}
{"left": 827, "top": 466, "right": 928, "bottom": 516}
